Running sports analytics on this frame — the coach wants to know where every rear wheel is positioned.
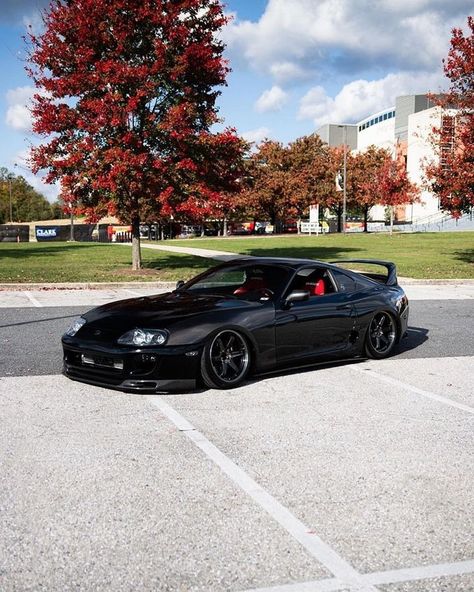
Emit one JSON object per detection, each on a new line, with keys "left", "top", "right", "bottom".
{"left": 201, "top": 329, "right": 251, "bottom": 389}
{"left": 365, "top": 312, "right": 398, "bottom": 359}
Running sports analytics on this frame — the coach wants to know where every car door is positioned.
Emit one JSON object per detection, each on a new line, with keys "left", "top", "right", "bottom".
{"left": 275, "top": 266, "right": 356, "bottom": 364}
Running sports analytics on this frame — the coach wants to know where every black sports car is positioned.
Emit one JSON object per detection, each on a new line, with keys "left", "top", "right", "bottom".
{"left": 62, "top": 257, "right": 409, "bottom": 392}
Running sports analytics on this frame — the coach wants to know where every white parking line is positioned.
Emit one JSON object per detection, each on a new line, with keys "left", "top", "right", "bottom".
{"left": 365, "top": 558, "right": 474, "bottom": 585}
{"left": 351, "top": 365, "right": 474, "bottom": 414}
{"left": 24, "top": 292, "right": 42, "bottom": 307}
{"left": 148, "top": 396, "right": 379, "bottom": 592}
{"left": 240, "top": 559, "right": 474, "bottom": 592}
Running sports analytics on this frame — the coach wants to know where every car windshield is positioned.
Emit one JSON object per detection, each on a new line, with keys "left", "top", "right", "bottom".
{"left": 182, "top": 263, "right": 292, "bottom": 301}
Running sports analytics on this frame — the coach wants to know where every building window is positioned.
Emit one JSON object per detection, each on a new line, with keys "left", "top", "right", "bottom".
{"left": 440, "top": 115, "right": 455, "bottom": 171}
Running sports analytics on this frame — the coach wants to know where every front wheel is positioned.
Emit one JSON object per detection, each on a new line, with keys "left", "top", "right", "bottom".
{"left": 201, "top": 329, "right": 251, "bottom": 389}
{"left": 365, "top": 312, "right": 398, "bottom": 359}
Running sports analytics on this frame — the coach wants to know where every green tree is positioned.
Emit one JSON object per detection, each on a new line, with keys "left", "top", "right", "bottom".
{"left": 0, "top": 168, "right": 54, "bottom": 223}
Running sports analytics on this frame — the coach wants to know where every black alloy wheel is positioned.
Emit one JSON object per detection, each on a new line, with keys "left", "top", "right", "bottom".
{"left": 201, "top": 329, "right": 251, "bottom": 389}
{"left": 365, "top": 312, "right": 398, "bottom": 359}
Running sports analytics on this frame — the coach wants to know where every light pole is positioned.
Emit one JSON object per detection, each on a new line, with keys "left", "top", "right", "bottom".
{"left": 339, "top": 125, "right": 348, "bottom": 234}
{"left": 336, "top": 125, "right": 349, "bottom": 234}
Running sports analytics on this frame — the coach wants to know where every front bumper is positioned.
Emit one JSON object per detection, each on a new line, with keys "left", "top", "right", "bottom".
{"left": 62, "top": 339, "right": 201, "bottom": 393}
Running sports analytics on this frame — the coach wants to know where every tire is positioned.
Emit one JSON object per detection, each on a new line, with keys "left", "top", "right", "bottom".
{"left": 365, "top": 311, "right": 398, "bottom": 359}
{"left": 201, "top": 329, "right": 251, "bottom": 389}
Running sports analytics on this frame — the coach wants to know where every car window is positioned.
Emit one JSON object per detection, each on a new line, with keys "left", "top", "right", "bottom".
{"left": 191, "top": 268, "right": 246, "bottom": 289}
{"left": 184, "top": 264, "right": 292, "bottom": 300}
{"left": 286, "top": 267, "right": 336, "bottom": 298}
{"left": 330, "top": 269, "right": 357, "bottom": 292}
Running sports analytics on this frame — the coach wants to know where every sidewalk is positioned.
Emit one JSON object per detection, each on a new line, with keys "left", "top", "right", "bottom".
{"left": 138, "top": 242, "right": 240, "bottom": 261}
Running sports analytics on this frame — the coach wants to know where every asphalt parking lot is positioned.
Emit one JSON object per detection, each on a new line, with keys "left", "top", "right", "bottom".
{"left": 0, "top": 284, "right": 473, "bottom": 592}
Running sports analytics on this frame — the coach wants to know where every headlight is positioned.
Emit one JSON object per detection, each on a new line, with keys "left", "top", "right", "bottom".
{"left": 117, "top": 328, "right": 168, "bottom": 346}
{"left": 65, "top": 317, "right": 86, "bottom": 337}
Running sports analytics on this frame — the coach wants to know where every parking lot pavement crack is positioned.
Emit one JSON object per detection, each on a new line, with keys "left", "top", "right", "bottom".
{"left": 147, "top": 394, "right": 380, "bottom": 592}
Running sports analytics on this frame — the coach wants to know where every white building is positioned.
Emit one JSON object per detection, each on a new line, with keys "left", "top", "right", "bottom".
{"left": 357, "top": 107, "right": 396, "bottom": 153}
{"left": 317, "top": 94, "right": 447, "bottom": 223}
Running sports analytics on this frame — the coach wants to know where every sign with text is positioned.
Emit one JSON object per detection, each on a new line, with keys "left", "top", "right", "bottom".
{"left": 36, "top": 226, "right": 60, "bottom": 240}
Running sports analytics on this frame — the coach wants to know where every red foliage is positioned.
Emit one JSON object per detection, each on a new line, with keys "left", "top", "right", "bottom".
{"left": 426, "top": 16, "right": 474, "bottom": 216}
{"left": 27, "top": 0, "right": 246, "bottom": 259}
{"left": 375, "top": 156, "right": 420, "bottom": 207}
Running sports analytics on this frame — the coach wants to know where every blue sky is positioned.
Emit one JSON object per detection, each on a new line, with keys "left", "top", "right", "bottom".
{"left": 0, "top": 0, "right": 472, "bottom": 201}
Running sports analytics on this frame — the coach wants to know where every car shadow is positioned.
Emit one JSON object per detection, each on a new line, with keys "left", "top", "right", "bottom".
{"left": 393, "top": 325, "right": 429, "bottom": 355}
{"left": 155, "top": 357, "right": 369, "bottom": 396}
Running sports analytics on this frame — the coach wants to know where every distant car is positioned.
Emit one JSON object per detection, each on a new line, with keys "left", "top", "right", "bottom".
{"left": 62, "top": 257, "right": 409, "bottom": 392}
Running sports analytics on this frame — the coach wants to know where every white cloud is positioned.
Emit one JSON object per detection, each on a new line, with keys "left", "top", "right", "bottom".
{"left": 5, "top": 103, "right": 32, "bottom": 131}
{"left": 255, "top": 86, "right": 288, "bottom": 113}
{"left": 223, "top": 0, "right": 472, "bottom": 83}
{"left": 241, "top": 127, "right": 271, "bottom": 145}
{"left": 0, "top": 0, "right": 48, "bottom": 24}
{"left": 298, "top": 71, "right": 445, "bottom": 127}
{"left": 22, "top": 11, "right": 44, "bottom": 35}
{"left": 5, "top": 86, "right": 35, "bottom": 131}
{"left": 269, "top": 61, "right": 308, "bottom": 83}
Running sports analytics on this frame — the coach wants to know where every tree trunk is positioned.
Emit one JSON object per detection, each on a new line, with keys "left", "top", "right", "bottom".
{"left": 336, "top": 205, "right": 342, "bottom": 233}
{"left": 363, "top": 206, "right": 368, "bottom": 232}
{"left": 131, "top": 216, "right": 141, "bottom": 270}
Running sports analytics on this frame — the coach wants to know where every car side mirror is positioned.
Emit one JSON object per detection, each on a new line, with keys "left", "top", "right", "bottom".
{"left": 283, "top": 290, "right": 309, "bottom": 307}
{"left": 176, "top": 280, "right": 185, "bottom": 290}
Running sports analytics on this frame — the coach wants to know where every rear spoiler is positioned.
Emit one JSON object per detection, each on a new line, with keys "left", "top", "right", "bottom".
{"left": 330, "top": 259, "right": 398, "bottom": 286}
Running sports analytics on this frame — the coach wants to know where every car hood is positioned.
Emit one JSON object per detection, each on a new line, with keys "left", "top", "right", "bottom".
{"left": 77, "top": 291, "right": 262, "bottom": 341}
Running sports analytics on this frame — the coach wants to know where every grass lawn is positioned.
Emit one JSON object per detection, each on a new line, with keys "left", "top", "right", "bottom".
{"left": 169, "top": 231, "right": 474, "bottom": 279}
{"left": 0, "top": 232, "right": 472, "bottom": 283}
{"left": 0, "top": 242, "right": 215, "bottom": 283}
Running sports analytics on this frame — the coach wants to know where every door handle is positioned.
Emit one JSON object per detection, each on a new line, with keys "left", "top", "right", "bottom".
{"left": 337, "top": 304, "right": 352, "bottom": 310}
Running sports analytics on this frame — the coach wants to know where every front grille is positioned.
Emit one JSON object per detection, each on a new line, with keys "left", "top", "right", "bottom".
{"left": 63, "top": 347, "right": 161, "bottom": 387}
{"left": 65, "top": 363, "right": 125, "bottom": 386}
{"left": 81, "top": 354, "right": 124, "bottom": 371}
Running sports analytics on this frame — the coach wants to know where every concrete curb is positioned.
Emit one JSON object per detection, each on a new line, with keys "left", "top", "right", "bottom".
{"left": 398, "top": 278, "right": 474, "bottom": 285}
{"left": 0, "top": 281, "right": 176, "bottom": 291}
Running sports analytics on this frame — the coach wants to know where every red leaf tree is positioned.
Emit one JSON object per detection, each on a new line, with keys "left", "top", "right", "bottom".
{"left": 354, "top": 147, "right": 419, "bottom": 232}
{"left": 375, "top": 156, "right": 420, "bottom": 232}
{"left": 426, "top": 16, "right": 474, "bottom": 217}
{"left": 27, "top": 0, "right": 245, "bottom": 268}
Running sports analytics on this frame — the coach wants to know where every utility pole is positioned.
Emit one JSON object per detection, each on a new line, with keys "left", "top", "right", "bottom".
{"left": 337, "top": 125, "right": 348, "bottom": 234}
{"left": 8, "top": 175, "right": 13, "bottom": 223}
{"left": 69, "top": 205, "right": 75, "bottom": 241}
{"left": 342, "top": 125, "right": 347, "bottom": 235}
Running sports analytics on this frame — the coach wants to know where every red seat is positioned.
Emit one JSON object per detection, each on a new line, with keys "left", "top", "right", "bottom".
{"left": 234, "top": 277, "right": 266, "bottom": 295}
{"left": 304, "top": 279, "right": 325, "bottom": 296}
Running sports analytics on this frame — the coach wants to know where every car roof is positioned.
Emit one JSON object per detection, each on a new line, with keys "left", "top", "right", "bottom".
{"left": 225, "top": 256, "right": 334, "bottom": 270}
